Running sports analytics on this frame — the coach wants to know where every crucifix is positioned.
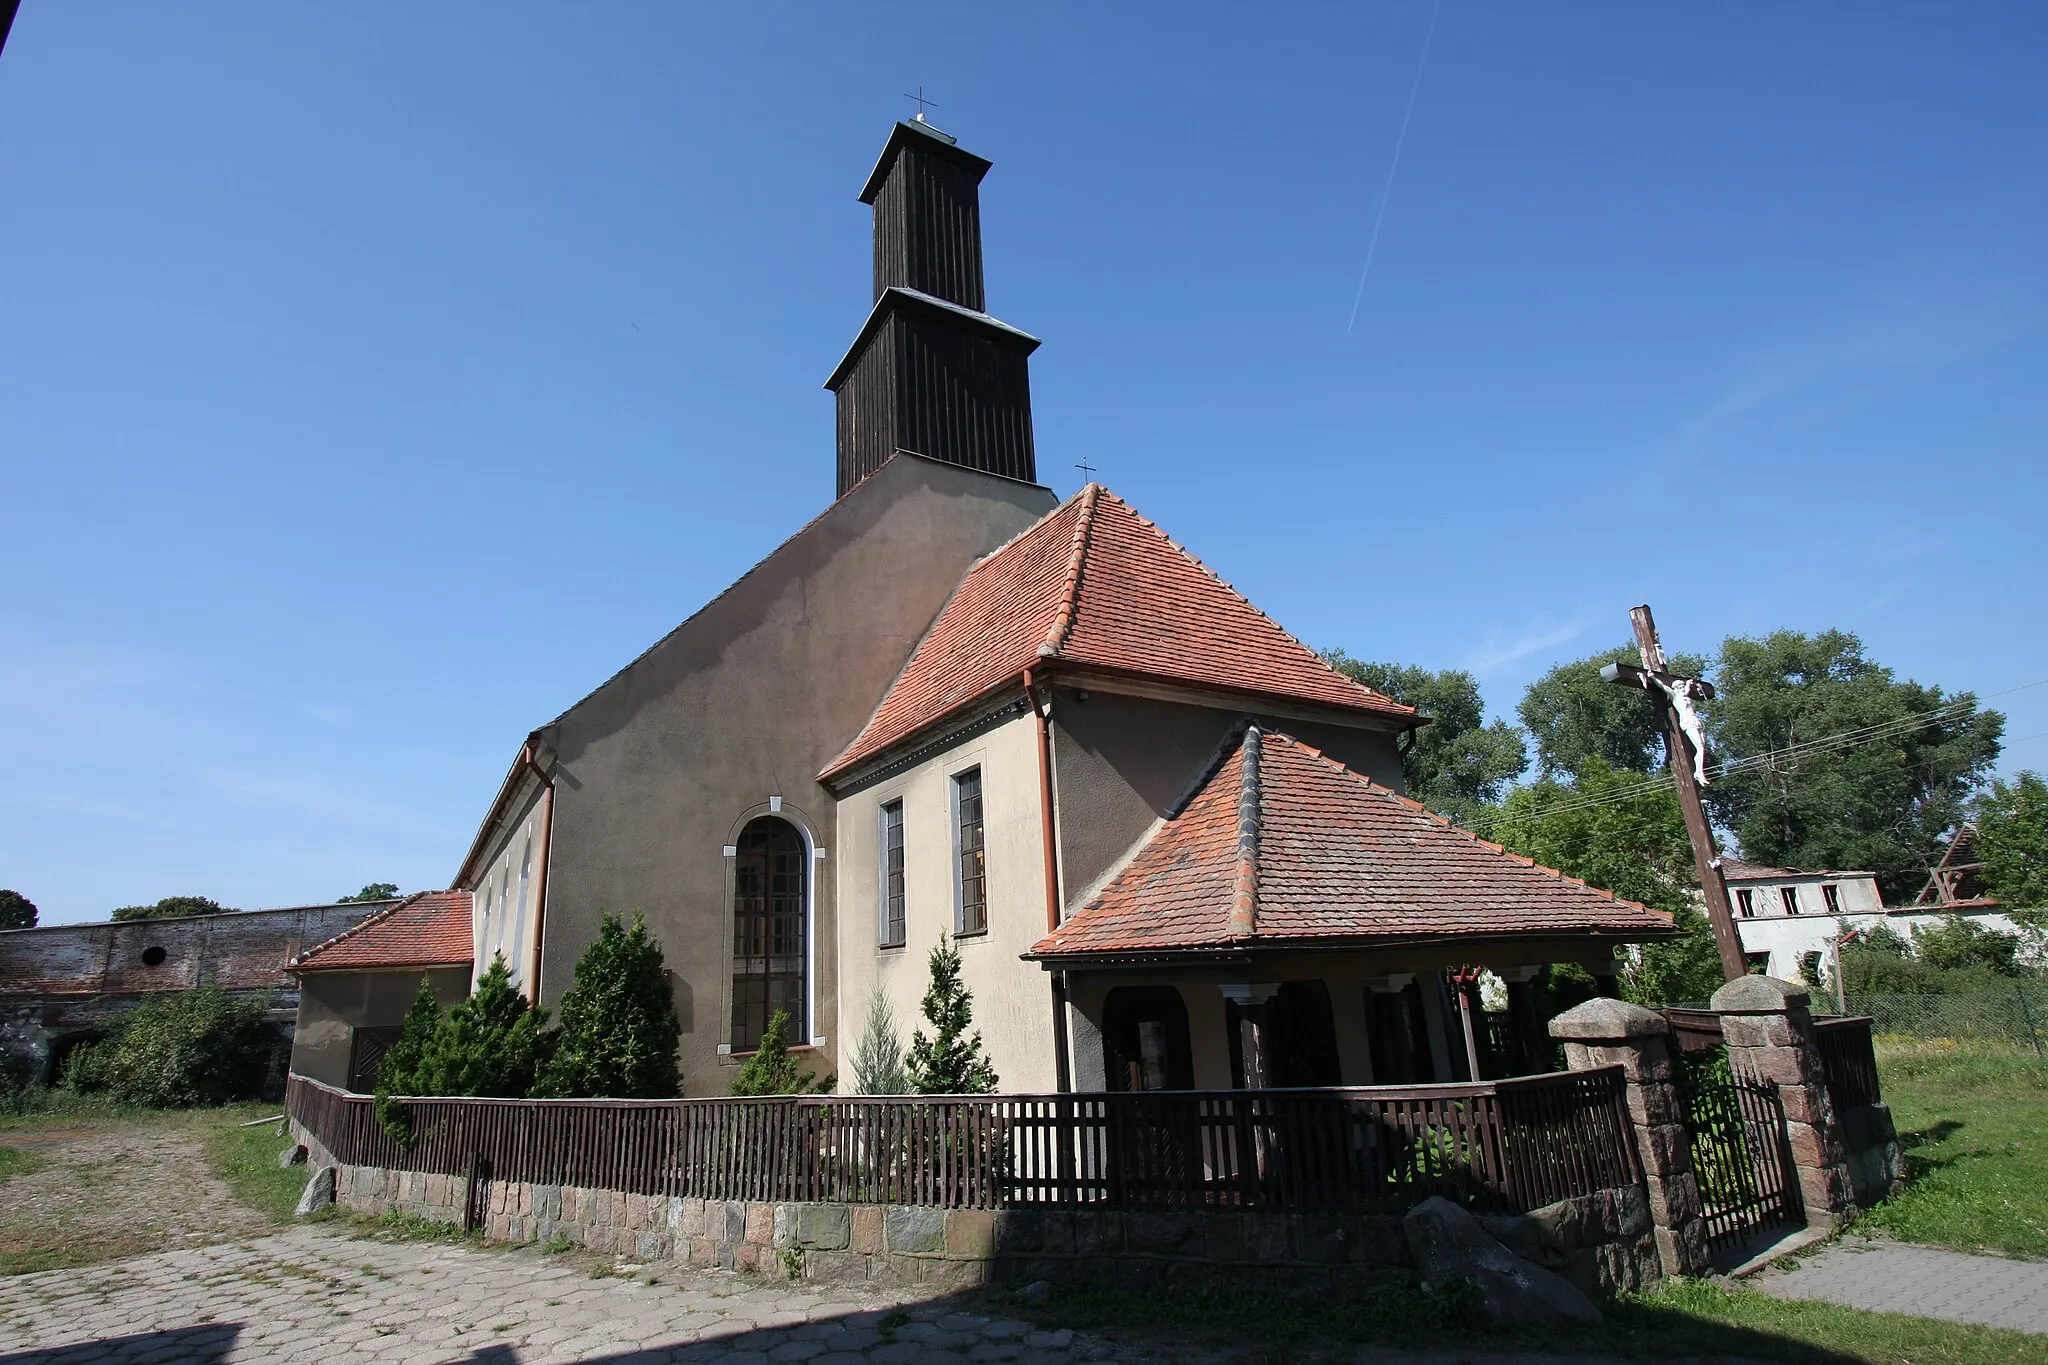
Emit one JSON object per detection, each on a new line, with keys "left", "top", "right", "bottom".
{"left": 904, "top": 88, "right": 938, "bottom": 120}
{"left": 1600, "top": 604, "right": 1749, "bottom": 982}
{"left": 1074, "top": 456, "right": 1097, "bottom": 480}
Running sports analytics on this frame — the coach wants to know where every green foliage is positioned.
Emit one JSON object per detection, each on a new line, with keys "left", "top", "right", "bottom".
{"left": 1517, "top": 645, "right": 1706, "bottom": 779}
{"left": 1322, "top": 653, "right": 1527, "bottom": 823}
{"left": 729, "top": 1008, "right": 831, "bottom": 1096}
{"left": 1708, "top": 630, "right": 2002, "bottom": 904}
{"left": 533, "top": 913, "right": 681, "bottom": 1099}
{"left": 905, "top": 936, "right": 998, "bottom": 1094}
{"left": 1487, "top": 758, "right": 1724, "bottom": 1007}
{"left": 110, "top": 896, "right": 229, "bottom": 921}
{"left": 1976, "top": 772, "right": 2048, "bottom": 910}
{"left": 851, "top": 988, "right": 910, "bottom": 1095}
{"left": 1913, "top": 915, "right": 2023, "bottom": 976}
{"left": 0, "top": 889, "right": 38, "bottom": 930}
{"left": 373, "top": 976, "right": 444, "bottom": 1141}
{"left": 338, "top": 883, "right": 400, "bottom": 903}
{"left": 62, "top": 987, "right": 275, "bottom": 1107}
{"left": 413, "top": 956, "right": 549, "bottom": 1098}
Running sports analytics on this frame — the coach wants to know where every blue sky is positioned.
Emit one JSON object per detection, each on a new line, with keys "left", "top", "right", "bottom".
{"left": 3, "top": 4, "right": 2044, "bottom": 924}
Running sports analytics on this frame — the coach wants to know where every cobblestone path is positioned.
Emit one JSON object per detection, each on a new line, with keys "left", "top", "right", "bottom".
{"left": 1750, "top": 1236, "right": 2048, "bottom": 1336}
{"left": 0, "top": 1225, "right": 1199, "bottom": 1364}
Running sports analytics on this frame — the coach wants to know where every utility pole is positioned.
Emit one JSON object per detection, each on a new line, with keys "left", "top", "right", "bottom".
{"left": 1600, "top": 604, "right": 1748, "bottom": 982}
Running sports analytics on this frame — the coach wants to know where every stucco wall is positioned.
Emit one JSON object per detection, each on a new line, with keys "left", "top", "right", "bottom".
{"left": 1737, "top": 905, "right": 2027, "bottom": 981}
{"left": 289, "top": 967, "right": 473, "bottom": 1089}
{"left": 835, "top": 710, "right": 1057, "bottom": 1093}
{"left": 537, "top": 456, "right": 1057, "bottom": 1096}
{"left": 468, "top": 780, "right": 550, "bottom": 993}
{"left": 1047, "top": 687, "right": 1405, "bottom": 905}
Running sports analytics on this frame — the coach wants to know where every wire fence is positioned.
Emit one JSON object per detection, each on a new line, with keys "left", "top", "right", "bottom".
{"left": 1843, "top": 989, "right": 2048, "bottom": 1056}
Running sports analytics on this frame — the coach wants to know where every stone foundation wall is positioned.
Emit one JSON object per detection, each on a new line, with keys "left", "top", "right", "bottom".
{"left": 1838, "top": 1102, "right": 1906, "bottom": 1206}
{"left": 292, "top": 1118, "right": 1659, "bottom": 1297}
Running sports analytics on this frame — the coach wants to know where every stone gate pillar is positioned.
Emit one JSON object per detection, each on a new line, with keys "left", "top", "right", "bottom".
{"left": 1549, "top": 998, "right": 1708, "bottom": 1276}
{"left": 1709, "top": 976, "right": 1856, "bottom": 1229}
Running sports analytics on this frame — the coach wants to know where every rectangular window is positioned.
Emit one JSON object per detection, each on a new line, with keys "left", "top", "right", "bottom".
{"left": 953, "top": 767, "right": 986, "bottom": 935}
{"left": 1821, "top": 883, "right": 1841, "bottom": 914}
{"left": 1781, "top": 887, "right": 1801, "bottom": 915}
{"left": 879, "top": 800, "right": 906, "bottom": 948}
{"left": 1736, "top": 888, "right": 1755, "bottom": 918}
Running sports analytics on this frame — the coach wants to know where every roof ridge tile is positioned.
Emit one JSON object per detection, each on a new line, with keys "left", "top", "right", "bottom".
{"left": 1039, "top": 483, "right": 1101, "bottom": 658}
{"left": 1229, "top": 724, "right": 1261, "bottom": 939}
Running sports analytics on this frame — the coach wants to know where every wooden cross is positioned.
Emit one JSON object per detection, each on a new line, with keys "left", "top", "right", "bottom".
{"left": 1601, "top": 604, "right": 1749, "bottom": 983}
{"left": 904, "top": 88, "right": 938, "bottom": 119}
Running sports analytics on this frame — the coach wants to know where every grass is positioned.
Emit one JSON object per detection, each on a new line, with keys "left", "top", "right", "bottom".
{"left": 0, "top": 1145, "right": 45, "bottom": 1186}
{"left": 1857, "top": 1037, "right": 2048, "bottom": 1259}
{"left": 1012, "top": 1278, "right": 2048, "bottom": 1365}
{"left": 200, "top": 1104, "right": 314, "bottom": 1224}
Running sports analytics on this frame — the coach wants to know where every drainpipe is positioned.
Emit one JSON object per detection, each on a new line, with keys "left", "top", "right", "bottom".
{"left": 1023, "top": 669, "right": 1073, "bottom": 1093}
{"left": 521, "top": 742, "right": 556, "bottom": 1006}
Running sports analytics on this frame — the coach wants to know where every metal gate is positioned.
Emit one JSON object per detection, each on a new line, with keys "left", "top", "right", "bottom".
{"left": 1678, "top": 1055, "right": 1801, "bottom": 1253}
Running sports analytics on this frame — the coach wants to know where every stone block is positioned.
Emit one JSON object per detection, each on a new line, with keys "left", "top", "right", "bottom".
{"left": 1784, "top": 1121, "right": 1845, "bottom": 1171}
{"left": 489, "top": 1213, "right": 509, "bottom": 1241}
{"left": 1651, "top": 1219, "right": 1708, "bottom": 1276}
{"left": 885, "top": 1206, "right": 946, "bottom": 1255}
{"left": 1070, "top": 1210, "right": 1121, "bottom": 1256}
{"left": 507, "top": 1215, "right": 527, "bottom": 1242}
{"left": 1640, "top": 1122, "right": 1693, "bottom": 1178}
{"left": 1778, "top": 1081, "right": 1832, "bottom": 1126}
{"left": 1482, "top": 1213, "right": 1567, "bottom": 1269}
{"left": 724, "top": 1201, "right": 748, "bottom": 1245}
{"left": 1116, "top": 1257, "right": 1167, "bottom": 1293}
{"left": 1720, "top": 1015, "right": 1797, "bottom": 1050}
{"left": 1243, "top": 1213, "right": 1291, "bottom": 1261}
{"left": 1624, "top": 1081, "right": 1682, "bottom": 1128}
{"left": 735, "top": 1241, "right": 760, "bottom": 1271}
{"left": 805, "top": 1249, "right": 870, "bottom": 1284}
{"left": 1126, "top": 1212, "right": 1203, "bottom": 1257}
{"left": 773, "top": 1204, "right": 796, "bottom": 1249}
{"left": 918, "top": 1255, "right": 990, "bottom": 1291}
{"left": 1357, "top": 1215, "right": 1413, "bottom": 1265}
{"left": 867, "top": 1251, "right": 924, "bottom": 1288}
{"left": 850, "top": 1205, "right": 884, "bottom": 1254}
{"left": 993, "top": 1207, "right": 1042, "bottom": 1255}
{"left": 1641, "top": 1171, "right": 1700, "bottom": 1229}
{"left": 668, "top": 1197, "right": 701, "bottom": 1241}
{"left": 1293, "top": 1214, "right": 1356, "bottom": 1265}
{"left": 1613, "top": 1183, "right": 1651, "bottom": 1238}
{"left": 744, "top": 1202, "right": 774, "bottom": 1245}
{"left": 1202, "top": 1214, "right": 1245, "bottom": 1263}
{"left": 625, "top": 1194, "right": 653, "bottom": 1231}
{"left": 690, "top": 1236, "right": 716, "bottom": 1267}
{"left": 611, "top": 1192, "right": 631, "bottom": 1229}
{"left": 559, "top": 1186, "right": 580, "bottom": 1222}
{"left": 426, "top": 1173, "right": 451, "bottom": 1207}
{"left": 636, "top": 1231, "right": 663, "bottom": 1260}
{"left": 1711, "top": 974, "right": 1808, "bottom": 1013}
{"left": 1549, "top": 998, "right": 1670, "bottom": 1040}
{"left": 946, "top": 1208, "right": 997, "bottom": 1259}
{"left": 800, "top": 1203, "right": 851, "bottom": 1251}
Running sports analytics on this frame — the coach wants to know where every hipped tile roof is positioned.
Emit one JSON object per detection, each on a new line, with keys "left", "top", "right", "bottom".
{"left": 822, "top": 486, "right": 1414, "bottom": 780}
{"left": 1031, "top": 728, "right": 1674, "bottom": 959}
{"left": 291, "top": 891, "right": 473, "bottom": 972}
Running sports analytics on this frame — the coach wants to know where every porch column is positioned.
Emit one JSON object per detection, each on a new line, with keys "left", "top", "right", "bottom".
{"left": 1363, "top": 974, "right": 1418, "bottom": 1083}
{"left": 1709, "top": 975, "right": 1857, "bottom": 1229}
{"left": 1497, "top": 966, "right": 1546, "bottom": 1074}
{"left": 1550, "top": 997, "right": 1709, "bottom": 1276}
{"left": 1218, "top": 983, "right": 1279, "bottom": 1088}
{"left": 1590, "top": 952, "right": 1621, "bottom": 999}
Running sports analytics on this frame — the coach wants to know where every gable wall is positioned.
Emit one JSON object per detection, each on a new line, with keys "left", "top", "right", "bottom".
{"left": 538, "top": 457, "right": 1057, "bottom": 1095}
{"left": 1047, "top": 687, "right": 1406, "bottom": 906}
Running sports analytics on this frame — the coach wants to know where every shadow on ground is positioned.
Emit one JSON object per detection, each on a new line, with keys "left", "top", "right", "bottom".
{"left": 0, "top": 1323, "right": 240, "bottom": 1364}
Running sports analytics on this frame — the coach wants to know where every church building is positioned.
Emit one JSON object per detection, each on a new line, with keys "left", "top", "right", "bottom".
{"left": 294, "top": 117, "right": 1674, "bottom": 1097}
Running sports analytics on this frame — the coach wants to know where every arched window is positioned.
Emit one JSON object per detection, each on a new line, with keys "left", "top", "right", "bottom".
{"left": 732, "top": 815, "right": 807, "bottom": 1051}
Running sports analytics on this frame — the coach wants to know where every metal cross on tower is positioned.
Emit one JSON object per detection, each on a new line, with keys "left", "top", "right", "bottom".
{"left": 1600, "top": 604, "right": 1749, "bottom": 982}
{"left": 903, "top": 88, "right": 938, "bottom": 119}
{"left": 1074, "top": 456, "right": 1097, "bottom": 481}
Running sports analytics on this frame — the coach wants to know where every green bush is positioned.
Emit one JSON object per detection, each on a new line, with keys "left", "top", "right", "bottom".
{"left": 62, "top": 987, "right": 275, "bottom": 1106}
{"left": 110, "top": 895, "right": 228, "bottom": 922}
{"left": 532, "top": 913, "right": 681, "bottom": 1099}
{"left": 375, "top": 958, "right": 547, "bottom": 1143}
{"left": 906, "top": 935, "right": 998, "bottom": 1095}
{"left": 730, "top": 1008, "right": 832, "bottom": 1095}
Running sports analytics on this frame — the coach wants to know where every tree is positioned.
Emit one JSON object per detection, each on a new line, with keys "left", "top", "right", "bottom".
{"left": 1323, "top": 654, "right": 1526, "bottom": 823}
{"left": 1975, "top": 772, "right": 2048, "bottom": 910}
{"left": 1708, "top": 630, "right": 2002, "bottom": 903}
{"left": 729, "top": 1008, "right": 833, "bottom": 1095}
{"left": 63, "top": 987, "right": 275, "bottom": 1107}
{"left": 1518, "top": 645, "right": 1708, "bottom": 779}
{"left": 411, "top": 955, "right": 550, "bottom": 1098}
{"left": 111, "top": 896, "right": 228, "bottom": 921}
{"left": 374, "top": 975, "right": 445, "bottom": 1141}
{"left": 0, "top": 889, "right": 37, "bottom": 930}
{"left": 1487, "top": 758, "right": 1724, "bottom": 1007}
{"left": 905, "top": 936, "right": 998, "bottom": 1094}
{"left": 1911, "top": 915, "right": 2022, "bottom": 976}
{"left": 533, "top": 913, "right": 681, "bottom": 1099}
{"left": 850, "top": 989, "right": 910, "bottom": 1095}
{"left": 339, "top": 883, "right": 401, "bottom": 903}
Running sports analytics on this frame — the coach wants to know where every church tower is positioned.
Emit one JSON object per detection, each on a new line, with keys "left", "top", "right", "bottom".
{"left": 825, "top": 118, "right": 1040, "bottom": 498}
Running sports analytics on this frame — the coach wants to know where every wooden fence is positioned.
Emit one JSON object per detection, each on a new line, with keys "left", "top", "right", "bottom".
{"left": 1813, "top": 1016, "right": 1881, "bottom": 1114}
{"left": 287, "top": 1067, "right": 1638, "bottom": 1216}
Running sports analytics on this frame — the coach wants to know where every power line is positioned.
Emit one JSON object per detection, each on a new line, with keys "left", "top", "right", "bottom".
{"left": 1347, "top": 0, "right": 1440, "bottom": 332}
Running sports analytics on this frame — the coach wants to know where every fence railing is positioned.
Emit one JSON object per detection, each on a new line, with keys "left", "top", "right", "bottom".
{"left": 1813, "top": 1016, "right": 1881, "bottom": 1113}
{"left": 287, "top": 1068, "right": 1639, "bottom": 1217}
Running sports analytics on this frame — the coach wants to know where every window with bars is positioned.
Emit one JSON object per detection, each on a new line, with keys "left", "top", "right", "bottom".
{"left": 1821, "top": 883, "right": 1841, "bottom": 914}
{"left": 879, "top": 800, "right": 906, "bottom": 948}
{"left": 731, "top": 815, "right": 807, "bottom": 1051}
{"left": 1781, "top": 886, "right": 1801, "bottom": 915}
{"left": 953, "top": 768, "right": 986, "bottom": 936}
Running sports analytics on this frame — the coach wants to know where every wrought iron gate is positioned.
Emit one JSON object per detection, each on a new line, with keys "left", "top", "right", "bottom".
{"left": 1678, "top": 1055, "right": 1801, "bottom": 1253}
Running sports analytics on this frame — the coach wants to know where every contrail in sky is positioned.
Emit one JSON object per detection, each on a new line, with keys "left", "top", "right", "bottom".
{"left": 1347, "top": 0, "right": 1442, "bottom": 332}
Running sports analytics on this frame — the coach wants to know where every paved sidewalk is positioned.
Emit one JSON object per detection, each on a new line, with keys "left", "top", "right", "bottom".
{"left": 0, "top": 1225, "right": 1156, "bottom": 1365}
{"left": 1750, "top": 1236, "right": 2048, "bottom": 1336}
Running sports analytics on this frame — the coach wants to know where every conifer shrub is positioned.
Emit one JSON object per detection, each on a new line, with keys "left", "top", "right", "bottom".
{"left": 730, "top": 1009, "right": 834, "bottom": 1095}
{"left": 532, "top": 913, "right": 682, "bottom": 1099}
{"left": 63, "top": 987, "right": 275, "bottom": 1107}
{"left": 905, "top": 935, "right": 998, "bottom": 1094}
{"left": 376, "top": 957, "right": 548, "bottom": 1143}
{"left": 374, "top": 975, "right": 445, "bottom": 1142}
{"left": 851, "top": 988, "right": 909, "bottom": 1095}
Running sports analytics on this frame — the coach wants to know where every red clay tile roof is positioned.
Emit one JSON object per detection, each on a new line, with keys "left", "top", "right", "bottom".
{"left": 291, "top": 891, "right": 473, "bottom": 972}
{"left": 822, "top": 486, "right": 1414, "bottom": 779}
{"left": 1030, "top": 728, "right": 1673, "bottom": 959}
